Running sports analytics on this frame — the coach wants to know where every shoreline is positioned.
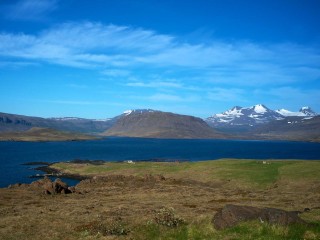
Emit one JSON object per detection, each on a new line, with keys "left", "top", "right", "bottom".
{"left": 35, "top": 158, "right": 320, "bottom": 182}
{"left": 2, "top": 158, "right": 320, "bottom": 188}
{"left": 33, "top": 159, "right": 189, "bottom": 182}
{"left": 34, "top": 165, "right": 89, "bottom": 181}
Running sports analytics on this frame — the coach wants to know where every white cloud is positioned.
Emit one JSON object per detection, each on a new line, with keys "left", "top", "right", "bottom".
{"left": 39, "top": 22, "right": 173, "bottom": 52}
{"left": 148, "top": 93, "right": 200, "bottom": 102}
{"left": 102, "top": 69, "right": 131, "bottom": 77}
{"left": 207, "top": 88, "right": 247, "bottom": 102}
{"left": 46, "top": 100, "right": 113, "bottom": 105}
{"left": 5, "top": 0, "right": 58, "bottom": 20}
{"left": 0, "top": 21, "right": 319, "bottom": 88}
{"left": 252, "top": 87, "right": 320, "bottom": 111}
{"left": 126, "top": 81, "right": 183, "bottom": 89}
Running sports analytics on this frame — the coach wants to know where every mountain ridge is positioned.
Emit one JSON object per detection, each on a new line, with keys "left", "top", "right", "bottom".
{"left": 206, "top": 104, "right": 318, "bottom": 128}
{"left": 1, "top": 105, "right": 319, "bottom": 141}
{"left": 0, "top": 112, "right": 115, "bottom": 134}
{"left": 103, "top": 110, "right": 227, "bottom": 139}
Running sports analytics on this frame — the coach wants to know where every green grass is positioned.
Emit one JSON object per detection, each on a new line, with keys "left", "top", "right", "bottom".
{"left": 204, "top": 160, "right": 291, "bottom": 186}
{"left": 278, "top": 161, "right": 320, "bottom": 180}
{"left": 130, "top": 217, "right": 320, "bottom": 240}
{"left": 3, "top": 159, "right": 320, "bottom": 239}
{"left": 52, "top": 159, "right": 320, "bottom": 189}
{"left": 52, "top": 159, "right": 320, "bottom": 187}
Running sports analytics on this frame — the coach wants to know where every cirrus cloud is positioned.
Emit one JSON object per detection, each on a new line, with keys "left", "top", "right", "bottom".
{"left": 0, "top": 21, "right": 319, "bottom": 89}
{"left": 4, "top": 0, "right": 58, "bottom": 21}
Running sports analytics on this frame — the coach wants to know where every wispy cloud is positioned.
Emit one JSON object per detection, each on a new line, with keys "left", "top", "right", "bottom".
{"left": 148, "top": 93, "right": 185, "bottom": 102}
{"left": 126, "top": 81, "right": 183, "bottom": 89}
{"left": 67, "top": 84, "right": 88, "bottom": 89}
{"left": 252, "top": 87, "right": 320, "bottom": 111}
{"left": 4, "top": 0, "right": 58, "bottom": 21}
{"left": 101, "top": 69, "right": 131, "bottom": 77}
{"left": 125, "top": 92, "right": 200, "bottom": 103}
{"left": 207, "top": 88, "right": 247, "bottom": 102}
{"left": 0, "top": 21, "right": 319, "bottom": 89}
{"left": 46, "top": 100, "right": 114, "bottom": 106}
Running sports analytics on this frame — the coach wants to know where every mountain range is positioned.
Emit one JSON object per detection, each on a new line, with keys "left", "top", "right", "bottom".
{"left": 0, "top": 112, "right": 115, "bottom": 134}
{"left": 0, "top": 104, "right": 319, "bottom": 141}
{"left": 206, "top": 104, "right": 316, "bottom": 128}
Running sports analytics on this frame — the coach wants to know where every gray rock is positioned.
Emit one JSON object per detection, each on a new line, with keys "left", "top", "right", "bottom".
{"left": 213, "top": 204, "right": 306, "bottom": 230}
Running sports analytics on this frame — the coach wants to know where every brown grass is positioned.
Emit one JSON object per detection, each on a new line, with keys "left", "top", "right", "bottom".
{"left": 0, "top": 159, "right": 320, "bottom": 239}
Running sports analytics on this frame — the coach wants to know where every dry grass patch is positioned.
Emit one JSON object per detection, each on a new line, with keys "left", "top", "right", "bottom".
{"left": 1, "top": 159, "right": 320, "bottom": 239}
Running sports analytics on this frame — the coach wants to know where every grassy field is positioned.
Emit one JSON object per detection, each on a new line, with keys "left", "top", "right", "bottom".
{"left": 1, "top": 159, "right": 320, "bottom": 239}
{"left": 52, "top": 159, "right": 319, "bottom": 188}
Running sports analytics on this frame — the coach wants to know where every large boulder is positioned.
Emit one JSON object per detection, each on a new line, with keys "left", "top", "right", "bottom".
{"left": 213, "top": 204, "right": 306, "bottom": 230}
{"left": 30, "top": 177, "right": 72, "bottom": 194}
{"left": 52, "top": 178, "right": 71, "bottom": 194}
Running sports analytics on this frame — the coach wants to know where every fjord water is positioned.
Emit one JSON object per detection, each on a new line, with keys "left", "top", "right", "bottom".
{"left": 1, "top": 138, "right": 320, "bottom": 187}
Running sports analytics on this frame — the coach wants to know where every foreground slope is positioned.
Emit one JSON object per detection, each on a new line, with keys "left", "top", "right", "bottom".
{"left": 103, "top": 110, "right": 227, "bottom": 139}
{"left": 1, "top": 159, "right": 320, "bottom": 239}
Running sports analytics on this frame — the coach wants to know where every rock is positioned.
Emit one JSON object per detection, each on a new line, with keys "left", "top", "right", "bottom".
{"left": 262, "top": 208, "right": 305, "bottom": 226}
{"left": 213, "top": 205, "right": 261, "bottom": 229}
{"left": 8, "top": 183, "right": 22, "bottom": 188}
{"left": 68, "top": 186, "right": 76, "bottom": 193}
{"left": 30, "top": 177, "right": 72, "bottom": 194}
{"left": 52, "top": 178, "right": 72, "bottom": 194}
{"left": 213, "top": 204, "right": 306, "bottom": 230}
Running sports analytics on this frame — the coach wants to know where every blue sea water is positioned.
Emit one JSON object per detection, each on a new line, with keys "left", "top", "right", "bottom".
{"left": 0, "top": 137, "right": 320, "bottom": 187}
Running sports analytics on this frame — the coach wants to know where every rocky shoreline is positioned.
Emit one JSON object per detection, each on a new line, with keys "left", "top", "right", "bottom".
{"left": 34, "top": 164, "right": 89, "bottom": 181}
{"left": 24, "top": 160, "right": 102, "bottom": 181}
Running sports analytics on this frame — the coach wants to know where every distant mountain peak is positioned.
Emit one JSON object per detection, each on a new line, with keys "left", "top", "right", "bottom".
{"left": 252, "top": 104, "right": 268, "bottom": 113}
{"left": 207, "top": 104, "right": 283, "bottom": 127}
{"left": 207, "top": 104, "right": 318, "bottom": 128}
{"left": 232, "top": 106, "right": 242, "bottom": 110}
{"left": 275, "top": 109, "right": 302, "bottom": 117}
{"left": 299, "top": 106, "right": 317, "bottom": 116}
{"left": 123, "top": 109, "right": 156, "bottom": 116}
{"left": 123, "top": 110, "right": 133, "bottom": 116}
{"left": 105, "top": 110, "right": 226, "bottom": 139}
{"left": 276, "top": 107, "right": 317, "bottom": 117}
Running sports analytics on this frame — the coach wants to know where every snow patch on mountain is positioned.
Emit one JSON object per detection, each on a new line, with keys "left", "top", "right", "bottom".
{"left": 51, "top": 117, "right": 111, "bottom": 122}
{"left": 123, "top": 110, "right": 133, "bottom": 116}
{"left": 276, "top": 109, "right": 304, "bottom": 117}
{"left": 276, "top": 106, "right": 317, "bottom": 117}
{"left": 299, "top": 106, "right": 317, "bottom": 116}
{"left": 51, "top": 117, "right": 88, "bottom": 121}
{"left": 253, "top": 104, "right": 267, "bottom": 114}
{"left": 123, "top": 109, "right": 155, "bottom": 116}
{"left": 206, "top": 104, "right": 318, "bottom": 127}
{"left": 92, "top": 119, "right": 112, "bottom": 122}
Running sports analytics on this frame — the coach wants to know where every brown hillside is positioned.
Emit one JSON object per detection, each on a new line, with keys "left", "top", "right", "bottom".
{"left": 103, "top": 110, "right": 227, "bottom": 139}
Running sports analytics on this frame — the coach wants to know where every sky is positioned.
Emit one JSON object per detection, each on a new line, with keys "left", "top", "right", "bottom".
{"left": 0, "top": 0, "right": 319, "bottom": 119}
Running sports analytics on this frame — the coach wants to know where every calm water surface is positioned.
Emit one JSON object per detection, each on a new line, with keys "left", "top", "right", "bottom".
{"left": 1, "top": 137, "right": 320, "bottom": 187}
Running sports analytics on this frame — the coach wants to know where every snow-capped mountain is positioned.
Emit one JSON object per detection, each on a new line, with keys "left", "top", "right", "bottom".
{"left": 299, "top": 107, "right": 317, "bottom": 116}
{"left": 206, "top": 104, "right": 283, "bottom": 127}
{"left": 206, "top": 104, "right": 318, "bottom": 127}
{"left": 275, "top": 106, "right": 317, "bottom": 117}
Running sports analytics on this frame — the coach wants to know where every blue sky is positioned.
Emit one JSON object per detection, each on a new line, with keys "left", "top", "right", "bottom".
{"left": 0, "top": 0, "right": 319, "bottom": 118}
